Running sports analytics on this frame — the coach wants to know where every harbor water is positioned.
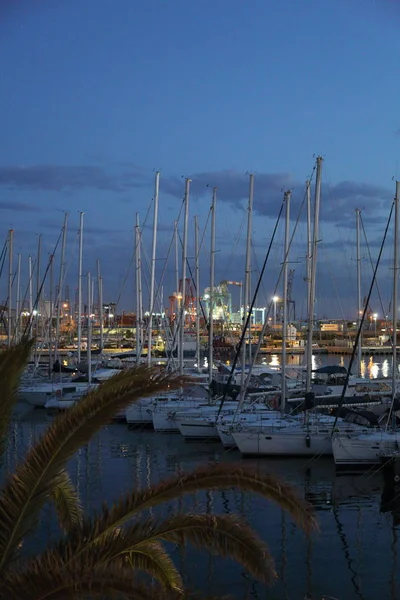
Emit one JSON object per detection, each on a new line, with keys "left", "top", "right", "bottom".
{"left": 6, "top": 404, "right": 400, "bottom": 600}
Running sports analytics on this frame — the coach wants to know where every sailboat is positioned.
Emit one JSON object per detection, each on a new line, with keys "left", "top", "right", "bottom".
{"left": 232, "top": 157, "right": 374, "bottom": 457}
{"left": 332, "top": 181, "right": 400, "bottom": 468}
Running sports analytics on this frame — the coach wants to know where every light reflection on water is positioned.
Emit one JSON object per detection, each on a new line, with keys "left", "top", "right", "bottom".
{"left": 261, "top": 352, "right": 400, "bottom": 380}
{"left": 5, "top": 410, "right": 400, "bottom": 600}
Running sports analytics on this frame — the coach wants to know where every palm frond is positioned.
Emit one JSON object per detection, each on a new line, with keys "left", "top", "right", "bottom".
{"left": 73, "top": 462, "right": 318, "bottom": 548}
{"left": 0, "top": 338, "right": 34, "bottom": 462}
{"left": 51, "top": 470, "right": 82, "bottom": 533}
{"left": 75, "top": 513, "right": 276, "bottom": 585}
{"left": 126, "top": 541, "right": 183, "bottom": 590}
{"left": 1, "top": 563, "right": 164, "bottom": 600}
{"left": 0, "top": 366, "right": 187, "bottom": 572}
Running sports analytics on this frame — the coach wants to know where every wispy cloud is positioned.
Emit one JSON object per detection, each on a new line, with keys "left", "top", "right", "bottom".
{"left": 0, "top": 199, "right": 41, "bottom": 212}
{"left": 161, "top": 170, "right": 393, "bottom": 226}
{"left": 0, "top": 164, "right": 146, "bottom": 193}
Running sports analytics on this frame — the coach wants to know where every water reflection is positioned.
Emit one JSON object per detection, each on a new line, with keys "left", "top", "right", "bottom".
{"left": 4, "top": 414, "right": 400, "bottom": 600}
{"left": 261, "top": 352, "right": 400, "bottom": 381}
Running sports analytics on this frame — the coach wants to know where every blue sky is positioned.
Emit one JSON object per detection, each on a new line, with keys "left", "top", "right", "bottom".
{"left": 1, "top": 0, "right": 400, "bottom": 318}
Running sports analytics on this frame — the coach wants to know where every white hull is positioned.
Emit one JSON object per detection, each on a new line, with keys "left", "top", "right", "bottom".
{"left": 152, "top": 410, "right": 181, "bottom": 432}
{"left": 332, "top": 431, "right": 400, "bottom": 467}
{"left": 125, "top": 399, "right": 154, "bottom": 425}
{"left": 152, "top": 400, "right": 208, "bottom": 432}
{"left": 177, "top": 419, "right": 220, "bottom": 439}
{"left": 232, "top": 428, "right": 333, "bottom": 456}
{"left": 18, "top": 390, "right": 60, "bottom": 408}
{"left": 216, "top": 424, "right": 236, "bottom": 448}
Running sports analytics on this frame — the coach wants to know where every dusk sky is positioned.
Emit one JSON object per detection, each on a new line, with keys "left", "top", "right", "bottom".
{"left": 1, "top": 0, "right": 400, "bottom": 319}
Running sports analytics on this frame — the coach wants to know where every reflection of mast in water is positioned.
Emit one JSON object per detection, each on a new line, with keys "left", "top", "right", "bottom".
{"left": 390, "top": 524, "right": 398, "bottom": 600}
{"left": 304, "top": 468, "right": 314, "bottom": 600}
{"left": 280, "top": 511, "right": 289, "bottom": 600}
{"left": 332, "top": 506, "right": 365, "bottom": 600}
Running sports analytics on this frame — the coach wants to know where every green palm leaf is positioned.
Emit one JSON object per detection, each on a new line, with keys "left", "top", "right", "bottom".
{"left": 72, "top": 462, "right": 318, "bottom": 549}
{"left": 0, "top": 366, "right": 187, "bottom": 572}
{"left": 71, "top": 513, "right": 276, "bottom": 584}
{"left": 0, "top": 338, "right": 34, "bottom": 462}
{"left": 1, "top": 563, "right": 165, "bottom": 600}
{"left": 51, "top": 470, "right": 82, "bottom": 532}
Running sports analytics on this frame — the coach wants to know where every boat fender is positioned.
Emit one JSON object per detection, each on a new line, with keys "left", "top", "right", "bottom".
{"left": 55, "top": 389, "right": 62, "bottom": 398}
{"left": 270, "top": 396, "right": 279, "bottom": 410}
{"left": 306, "top": 434, "right": 311, "bottom": 448}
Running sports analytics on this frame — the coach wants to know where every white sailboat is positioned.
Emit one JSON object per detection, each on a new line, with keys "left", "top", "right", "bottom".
{"left": 332, "top": 180, "right": 400, "bottom": 468}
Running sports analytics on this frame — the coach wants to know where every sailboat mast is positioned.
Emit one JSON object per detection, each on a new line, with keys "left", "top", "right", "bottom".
{"left": 35, "top": 234, "right": 42, "bottom": 342}
{"left": 49, "top": 254, "right": 54, "bottom": 374}
{"left": 392, "top": 182, "right": 399, "bottom": 407}
{"left": 55, "top": 213, "right": 68, "bottom": 358}
{"left": 15, "top": 253, "right": 21, "bottom": 343}
{"left": 209, "top": 187, "right": 217, "bottom": 387}
{"left": 281, "top": 191, "right": 291, "bottom": 413}
{"left": 87, "top": 272, "right": 92, "bottom": 387}
{"left": 77, "top": 212, "right": 84, "bottom": 364}
{"left": 241, "top": 174, "right": 254, "bottom": 391}
{"left": 179, "top": 178, "right": 191, "bottom": 376}
{"left": 305, "top": 156, "right": 323, "bottom": 393}
{"left": 194, "top": 215, "right": 200, "bottom": 371}
{"left": 28, "top": 255, "right": 33, "bottom": 337}
{"left": 148, "top": 171, "right": 160, "bottom": 367}
{"left": 97, "top": 260, "right": 104, "bottom": 351}
{"left": 356, "top": 208, "right": 362, "bottom": 376}
{"left": 306, "top": 181, "right": 312, "bottom": 313}
{"left": 7, "top": 229, "right": 13, "bottom": 348}
{"left": 135, "top": 213, "right": 143, "bottom": 364}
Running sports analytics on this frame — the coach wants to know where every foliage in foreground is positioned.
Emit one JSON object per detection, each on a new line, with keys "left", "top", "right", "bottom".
{"left": 0, "top": 339, "right": 318, "bottom": 599}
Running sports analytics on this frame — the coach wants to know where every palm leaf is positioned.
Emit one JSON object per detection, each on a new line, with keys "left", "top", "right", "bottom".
{"left": 1, "top": 563, "right": 165, "bottom": 600}
{"left": 126, "top": 541, "right": 183, "bottom": 590}
{"left": 0, "top": 366, "right": 187, "bottom": 572}
{"left": 66, "top": 513, "right": 276, "bottom": 585}
{"left": 72, "top": 462, "right": 318, "bottom": 550}
{"left": 0, "top": 338, "right": 34, "bottom": 462}
{"left": 51, "top": 470, "right": 82, "bottom": 532}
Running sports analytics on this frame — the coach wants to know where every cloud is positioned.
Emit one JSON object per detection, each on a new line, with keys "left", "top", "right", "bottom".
{"left": 161, "top": 170, "right": 291, "bottom": 210}
{"left": 161, "top": 170, "right": 393, "bottom": 228}
{"left": 322, "top": 181, "right": 392, "bottom": 224}
{"left": 0, "top": 164, "right": 146, "bottom": 193}
{"left": 0, "top": 200, "right": 41, "bottom": 212}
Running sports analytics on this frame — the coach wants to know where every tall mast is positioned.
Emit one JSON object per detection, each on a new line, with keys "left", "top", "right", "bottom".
{"left": 135, "top": 213, "right": 143, "bottom": 364}
{"left": 15, "top": 253, "right": 21, "bottom": 343}
{"left": 77, "top": 212, "right": 84, "bottom": 364}
{"left": 209, "top": 187, "right": 217, "bottom": 387}
{"left": 55, "top": 213, "right": 68, "bottom": 358}
{"left": 35, "top": 233, "right": 42, "bottom": 343}
{"left": 97, "top": 259, "right": 104, "bottom": 351}
{"left": 305, "top": 156, "right": 323, "bottom": 393}
{"left": 356, "top": 208, "right": 362, "bottom": 376}
{"left": 392, "top": 182, "right": 400, "bottom": 412}
{"left": 28, "top": 255, "right": 33, "bottom": 337}
{"left": 179, "top": 178, "right": 191, "bottom": 375}
{"left": 7, "top": 229, "right": 13, "bottom": 348}
{"left": 306, "top": 180, "right": 312, "bottom": 315}
{"left": 87, "top": 272, "right": 92, "bottom": 388}
{"left": 49, "top": 254, "right": 54, "bottom": 374}
{"left": 281, "top": 191, "right": 291, "bottom": 413}
{"left": 148, "top": 170, "right": 160, "bottom": 367}
{"left": 240, "top": 173, "right": 254, "bottom": 391}
{"left": 194, "top": 215, "right": 200, "bottom": 371}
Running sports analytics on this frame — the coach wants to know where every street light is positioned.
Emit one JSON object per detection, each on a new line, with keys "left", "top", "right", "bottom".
{"left": 272, "top": 296, "right": 279, "bottom": 328}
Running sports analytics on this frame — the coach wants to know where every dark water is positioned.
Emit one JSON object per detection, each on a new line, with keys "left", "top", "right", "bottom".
{"left": 5, "top": 406, "right": 400, "bottom": 600}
